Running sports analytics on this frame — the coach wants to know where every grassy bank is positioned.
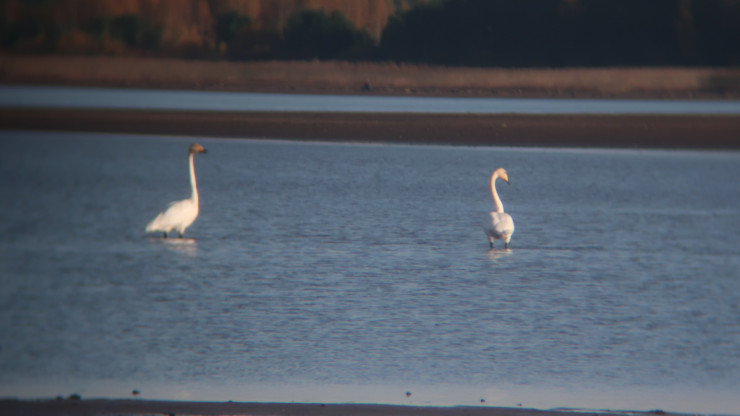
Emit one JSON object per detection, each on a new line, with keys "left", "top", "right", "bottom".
{"left": 2, "top": 54, "right": 740, "bottom": 99}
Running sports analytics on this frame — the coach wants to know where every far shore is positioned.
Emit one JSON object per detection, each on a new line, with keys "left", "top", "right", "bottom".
{"left": 0, "top": 399, "right": 687, "bottom": 416}
{"left": 2, "top": 54, "right": 740, "bottom": 100}
{"left": 1, "top": 55, "right": 739, "bottom": 148}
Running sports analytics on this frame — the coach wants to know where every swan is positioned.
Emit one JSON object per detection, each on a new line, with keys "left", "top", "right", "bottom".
{"left": 146, "top": 143, "right": 207, "bottom": 238}
{"left": 484, "top": 168, "right": 515, "bottom": 249}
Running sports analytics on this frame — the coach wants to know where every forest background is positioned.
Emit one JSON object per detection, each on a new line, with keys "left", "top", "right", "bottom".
{"left": 2, "top": 0, "right": 739, "bottom": 68}
{"left": 2, "top": 0, "right": 740, "bottom": 147}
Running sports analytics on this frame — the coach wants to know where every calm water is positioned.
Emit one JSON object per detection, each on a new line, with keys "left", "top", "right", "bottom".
{"left": 1, "top": 131, "right": 739, "bottom": 414}
{"left": 3, "top": 84, "right": 740, "bottom": 114}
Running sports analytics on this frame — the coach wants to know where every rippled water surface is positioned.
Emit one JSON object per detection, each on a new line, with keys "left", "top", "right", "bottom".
{"left": 1, "top": 131, "right": 739, "bottom": 414}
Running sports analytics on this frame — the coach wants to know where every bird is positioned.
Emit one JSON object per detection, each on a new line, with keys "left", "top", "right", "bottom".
{"left": 146, "top": 143, "right": 207, "bottom": 238}
{"left": 484, "top": 168, "right": 515, "bottom": 249}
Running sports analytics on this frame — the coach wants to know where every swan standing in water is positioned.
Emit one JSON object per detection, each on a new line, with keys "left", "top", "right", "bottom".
{"left": 485, "top": 168, "right": 515, "bottom": 249}
{"left": 146, "top": 143, "right": 207, "bottom": 238}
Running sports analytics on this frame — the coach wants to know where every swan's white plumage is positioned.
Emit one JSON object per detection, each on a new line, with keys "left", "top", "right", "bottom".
{"left": 146, "top": 143, "right": 206, "bottom": 238}
{"left": 484, "top": 168, "right": 515, "bottom": 249}
{"left": 146, "top": 198, "right": 198, "bottom": 236}
{"left": 489, "top": 211, "right": 514, "bottom": 236}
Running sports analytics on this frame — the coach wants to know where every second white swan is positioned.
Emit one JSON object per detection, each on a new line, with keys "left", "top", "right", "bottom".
{"left": 146, "top": 143, "right": 207, "bottom": 238}
{"left": 484, "top": 168, "right": 515, "bottom": 249}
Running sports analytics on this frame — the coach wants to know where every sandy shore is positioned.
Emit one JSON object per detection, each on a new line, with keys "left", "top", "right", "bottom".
{"left": 0, "top": 399, "right": 682, "bottom": 416}
{"left": 1, "top": 108, "right": 739, "bottom": 148}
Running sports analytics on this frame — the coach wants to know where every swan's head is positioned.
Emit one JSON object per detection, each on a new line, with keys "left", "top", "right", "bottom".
{"left": 493, "top": 168, "right": 510, "bottom": 184}
{"left": 188, "top": 143, "right": 207, "bottom": 155}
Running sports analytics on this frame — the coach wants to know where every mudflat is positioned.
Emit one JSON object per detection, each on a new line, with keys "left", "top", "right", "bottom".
{"left": 0, "top": 399, "right": 681, "bottom": 416}
{"left": 1, "top": 108, "right": 739, "bottom": 148}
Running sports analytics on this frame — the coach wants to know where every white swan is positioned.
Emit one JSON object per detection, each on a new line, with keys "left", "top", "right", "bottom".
{"left": 146, "top": 143, "right": 207, "bottom": 238}
{"left": 484, "top": 168, "right": 515, "bottom": 249}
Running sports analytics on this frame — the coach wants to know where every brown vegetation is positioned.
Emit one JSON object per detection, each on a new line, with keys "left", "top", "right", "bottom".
{"left": 1, "top": 0, "right": 422, "bottom": 53}
{"left": 5, "top": 0, "right": 738, "bottom": 67}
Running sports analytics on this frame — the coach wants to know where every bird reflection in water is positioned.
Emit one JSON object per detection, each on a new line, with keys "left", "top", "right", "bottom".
{"left": 486, "top": 247, "right": 513, "bottom": 262}
{"left": 155, "top": 237, "right": 198, "bottom": 256}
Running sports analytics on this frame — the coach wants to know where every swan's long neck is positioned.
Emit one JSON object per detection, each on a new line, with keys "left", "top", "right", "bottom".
{"left": 188, "top": 152, "right": 198, "bottom": 206}
{"left": 491, "top": 174, "right": 504, "bottom": 213}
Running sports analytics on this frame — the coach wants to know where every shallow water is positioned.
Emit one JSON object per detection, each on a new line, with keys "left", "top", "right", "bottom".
{"left": 3, "top": 84, "right": 740, "bottom": 114}
{"left": 0, "top": 131, "right": 739, "bottom": 414}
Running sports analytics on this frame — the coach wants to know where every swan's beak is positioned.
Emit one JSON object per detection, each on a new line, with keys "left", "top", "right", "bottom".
{"left": 189, "top": 143, "right": 207, "bottom": 154}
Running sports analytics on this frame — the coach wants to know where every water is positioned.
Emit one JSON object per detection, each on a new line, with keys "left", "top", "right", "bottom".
{"left": 1, "top": 131, "right": 739, "bottom": 414}
{"left": 3, "top": 84, "right": 740, "bottom": 114}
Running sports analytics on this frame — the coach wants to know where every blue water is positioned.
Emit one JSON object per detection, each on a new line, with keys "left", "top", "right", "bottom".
{"left": 0, "top": 130, "right": 739, "bottom": 414}
{"left": 2, "top": 84, "right": 740, "bottom": 114}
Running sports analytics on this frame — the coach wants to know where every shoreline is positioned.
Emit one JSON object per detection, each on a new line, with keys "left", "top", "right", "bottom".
{"left": 1, "top": 108, "right": 739, "bottom": 149}
{"left": 2, "top": 56, "right": 739, "bottom": 148}
{"left": 2, "top": 55, "right": 740, "bottom": 100}
{"left": 0, "top": 399, "right": 686, "bottom": 416}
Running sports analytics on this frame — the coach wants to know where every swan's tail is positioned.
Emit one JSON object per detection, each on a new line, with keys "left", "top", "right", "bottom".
{"left": 145, "top": 212, "right": 165, "bottom": 232}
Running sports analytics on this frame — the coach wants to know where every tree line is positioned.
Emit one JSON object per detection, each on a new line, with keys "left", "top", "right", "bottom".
{"left": 2, "top": 0, "right": 739, "bottom": 67}
{"left": 380, "top": 0, "right": 740, "bottom": 67}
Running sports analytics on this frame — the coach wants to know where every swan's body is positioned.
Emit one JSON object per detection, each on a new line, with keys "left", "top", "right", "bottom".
{"left": 484, "top": 168, "right": 515, "bottom": 249}
{"left": 146, "top": 143, "right": 207, "bottom": 238}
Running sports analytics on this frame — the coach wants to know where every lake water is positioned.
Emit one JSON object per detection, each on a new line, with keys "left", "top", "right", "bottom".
{"left": 3, "top": 84, "right": 740, "bottom": 114}
{"left": 0, "top": 131, "right": 739, "bottom": 414}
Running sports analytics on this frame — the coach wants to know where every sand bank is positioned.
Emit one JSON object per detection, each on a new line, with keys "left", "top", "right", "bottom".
{"left": 1, "top": 108, "right": 739, "bottom": 148}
